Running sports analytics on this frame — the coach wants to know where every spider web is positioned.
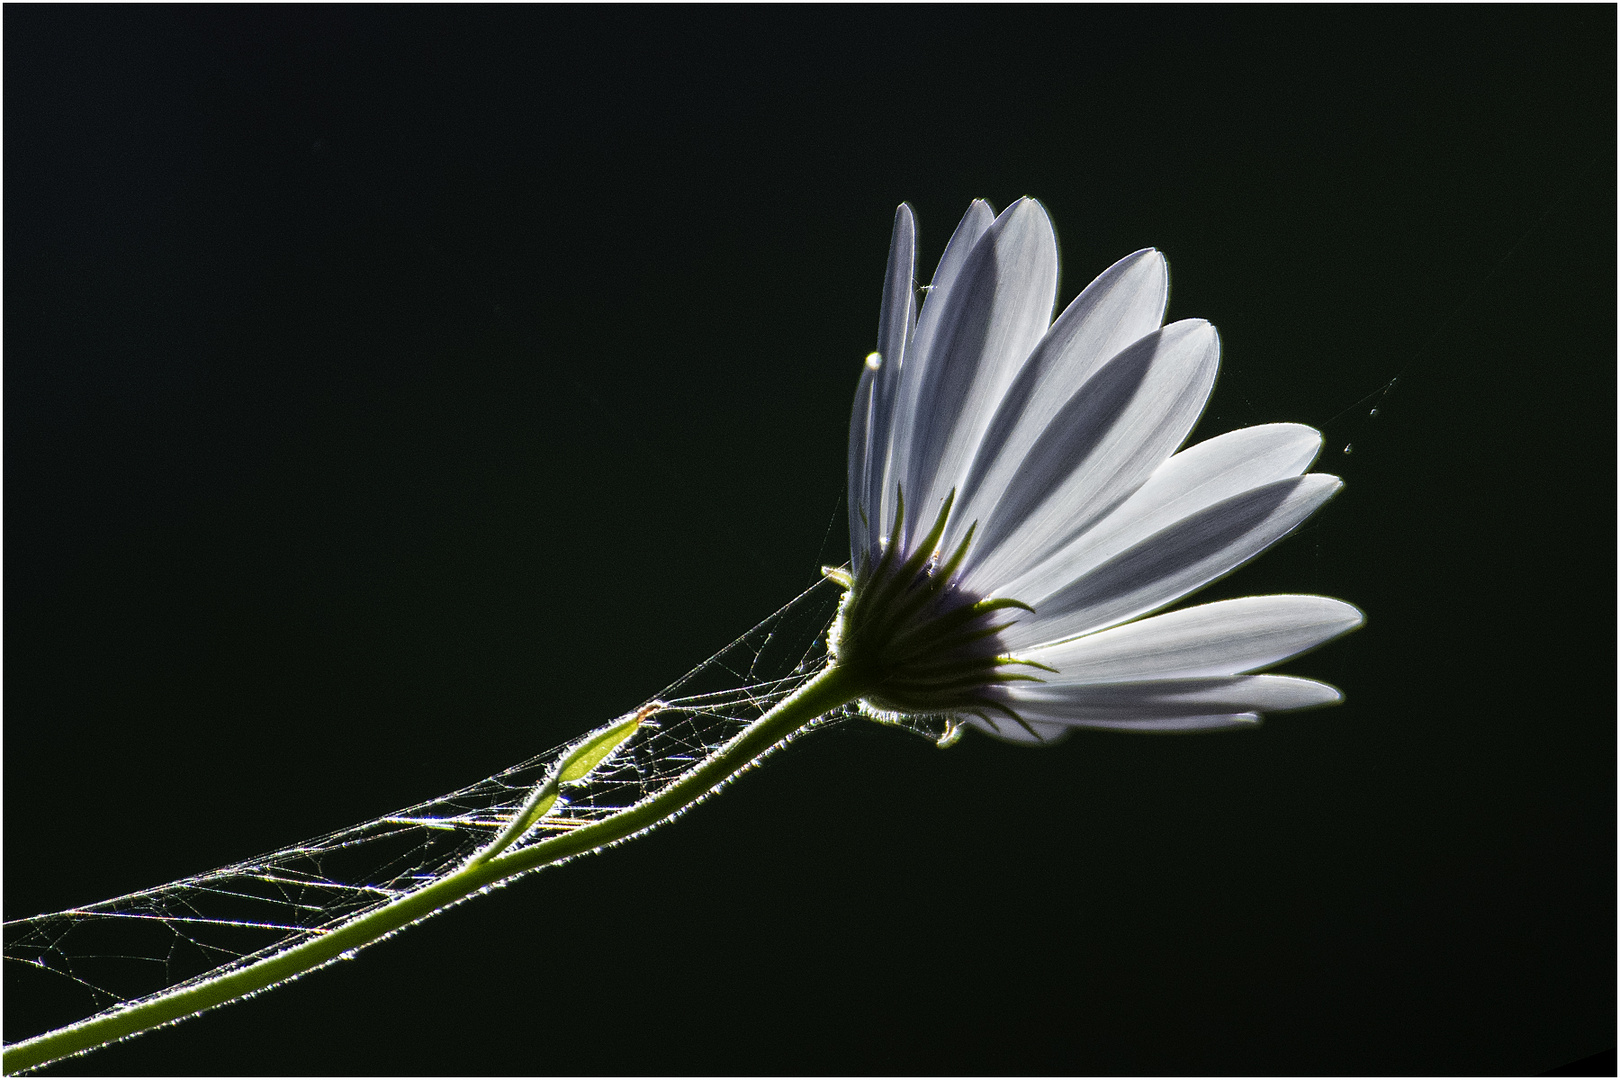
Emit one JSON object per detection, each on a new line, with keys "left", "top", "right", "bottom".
{"left": 3, "top": 576, "right": 940, "bottom": 1048}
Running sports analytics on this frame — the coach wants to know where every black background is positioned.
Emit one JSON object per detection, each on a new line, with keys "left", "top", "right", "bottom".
{"left": 6, "top": 7, "right": 1614, "bottom": 1076}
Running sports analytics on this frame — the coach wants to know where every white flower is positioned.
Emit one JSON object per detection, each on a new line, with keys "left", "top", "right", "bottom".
{"left": 831, "top": 198, "right": 1363, "bottom": 745}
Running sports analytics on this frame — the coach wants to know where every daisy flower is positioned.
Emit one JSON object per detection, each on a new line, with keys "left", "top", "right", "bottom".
{"left": 0, "top": 197, "right": 1368, "bottom": 1074}
{"left": 829, "top": 198, "right": 1363, "bottom": 745}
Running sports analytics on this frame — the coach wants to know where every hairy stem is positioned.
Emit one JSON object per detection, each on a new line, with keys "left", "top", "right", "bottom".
{"left": 3, "top": 663, "right": 864, "bottom": 1074}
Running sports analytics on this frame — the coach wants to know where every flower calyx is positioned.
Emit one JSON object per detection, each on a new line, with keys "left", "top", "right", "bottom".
{"left": 826, "top": 489, "right": 1049, "bottom": 742}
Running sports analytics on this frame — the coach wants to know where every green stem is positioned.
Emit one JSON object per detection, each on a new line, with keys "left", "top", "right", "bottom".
{"left": 3, "top": 663, "right": 865, "bottom": 1075}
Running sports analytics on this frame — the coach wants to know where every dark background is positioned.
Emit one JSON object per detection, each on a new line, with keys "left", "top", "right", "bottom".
{"left": 6, "top": 6, "right": 1614, "bottom": 1075}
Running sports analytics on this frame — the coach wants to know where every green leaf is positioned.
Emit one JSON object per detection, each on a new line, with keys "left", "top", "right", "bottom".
{"left": 558, "top": 703, "right": 657, "bottom": 783}
{"left": 521, "top": 790, "right": 558, "bottom": 824}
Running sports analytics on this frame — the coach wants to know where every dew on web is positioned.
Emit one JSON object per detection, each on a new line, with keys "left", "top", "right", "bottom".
{"left": 4, "top": 576, "right": 861, "bottom": 1045}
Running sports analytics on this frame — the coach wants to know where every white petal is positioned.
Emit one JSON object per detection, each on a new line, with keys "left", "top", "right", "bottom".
{"left": 881, "top": 200, "right": 995, "bottom": 550}
{"left": 962, "top": 714, "right": 1074, "bottom": 744}
{"left": 996, "top": 422, "right": 1323, "bottom": 602}
{"left": 1023, "top": 594, "right": 1366, "bottom": 683}
{"left": 846, "top": 362, "right": 878, "bottom": 568}
{"left": 902, "top": 199, "right": 1060, "bottom": 543}
{"left": 959, "top": 319, "right": 1221, "bottom": 593}
{"left": 964, "top": 712, "right": 1257, "bottom": 741}
{"left": 1004, "top": 674, "right": 1343, "bottom": 722}
{"left": 859, "top": 204, "right": 916, "bottom": 556}
{"left": 999, "top": 472, "right": 1343, "bottom": 650}
{"left": 946, "top": 248, "right": 1168, "bottom": 556}
{"left": 1040, "top": 713, "right": 1260, "bottom": 733}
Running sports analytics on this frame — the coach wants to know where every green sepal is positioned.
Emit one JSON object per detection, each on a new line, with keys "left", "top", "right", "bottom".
{"left": 972, "top": 699, "right": 1043, "bottom": 740}
{"left": 932, "top": 519, "right": 978, "bottom": 586}
{"left": 852, "top": 493, "right": 960, "bottom": 640}
{"left": 973, "top": 596, "right": 1036, "bottom": 616}
{"left": 1001, "top": 656, "right": 1058, "bottom": 674}
{"left": 822, "top": 566, "right": 854, "bottom": 588}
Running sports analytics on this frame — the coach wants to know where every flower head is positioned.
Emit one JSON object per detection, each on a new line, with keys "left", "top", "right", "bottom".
{"left": 833, "top": 199, "right": 1363, "bottom": 745}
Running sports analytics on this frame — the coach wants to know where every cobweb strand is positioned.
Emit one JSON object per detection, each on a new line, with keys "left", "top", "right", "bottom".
{"left": 4, "top": 575, "right": 929, "bottom": 1053}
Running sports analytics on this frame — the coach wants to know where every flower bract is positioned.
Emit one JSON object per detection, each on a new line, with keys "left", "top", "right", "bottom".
{"left": 835, "top": 198, "right": 1363, "bottom": 744}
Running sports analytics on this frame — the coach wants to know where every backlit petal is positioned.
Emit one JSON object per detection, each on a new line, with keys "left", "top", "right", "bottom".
{"left": 859, "top": 204, "right": 917, "bottom": 557}
{"left": 1002, "top": 674, "right": 1344, "bottom": 722}
{"left": 846, "top": 362, "right": 878, "bottom": 567}
{"left": 881, "top": 200, "right": 994, "bottom": 550}
{"left": 999, "top": 473, "right": 1343, "bottom": 650}
{"left": 959, "top": 319, "right": 1221, "bottom": 593}
{"left": 946, "top": 248, "right": 1169, "bottom": 556}
{"left": 995, "top": 423, "right": 1323, "bottom": 603}
{"left": 1023, "top": 594, "right": 1366, "bottom": 682}
{"left": 903, "top": 199, "right": 1060, "bottom": 543}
